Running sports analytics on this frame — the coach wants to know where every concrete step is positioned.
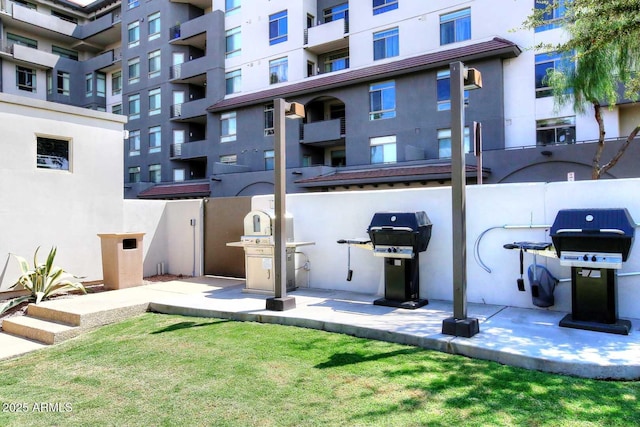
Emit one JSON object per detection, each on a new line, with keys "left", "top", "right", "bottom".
{"left": 26, "top": 300, "right": 149, "bottom": 329}
{"left": 0, "top": 331, "right": 48, "bottom": 360}
{"left": 2, "top": 316, "right": 79, "bottom": 345}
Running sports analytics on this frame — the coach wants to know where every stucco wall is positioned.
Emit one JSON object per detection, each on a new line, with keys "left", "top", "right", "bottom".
{"left": 251, "top": 178, "right": 640, "bottom": 319}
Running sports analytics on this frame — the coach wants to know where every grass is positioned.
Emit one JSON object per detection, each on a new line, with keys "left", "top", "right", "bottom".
{"left": 0, "top": 313, "right": 639, "bottom": 426}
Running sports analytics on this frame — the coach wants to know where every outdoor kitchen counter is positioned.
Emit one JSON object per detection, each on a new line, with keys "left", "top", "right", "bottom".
{"left": 226, "top": 241, "right": 316, "bottom": 248}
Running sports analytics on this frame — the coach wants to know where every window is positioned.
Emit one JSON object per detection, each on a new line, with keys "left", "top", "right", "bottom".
{"left": 112, "top": 103, "right": 122, "bottom": 115}
{"left": 226, "top": 0, "right": 240, "bottom": 15}
{"left": 149, "top": 164, "right": 161, "bottom": 183}
{"left": 51, "top": 10, "right": 77, "bottom": 24}
{"left": 128, "top": 21, "right": 140, "bottom": 47}
{"left": 269, "top": 10, "right": 288, "bottom": 45}
{"left": 16, "top": 66, "right": 36, "bottom": 92}
{"left": 36, "top": 137, "right": 69, "bottom": 170}
{"left": 128, "top": 57, "right": 140, "bottom": 84}
{"left": 440, "top": 8, "right": 471, "bottom": 45}
{"left": 128, "top": 94, "right": 140, "bottom": 120}
{"left": 264, "top": 150, "right": 275, "bottom": 170}
{"left": 112, "top": 71, "right": 122, "bottom": 95}
{"left": 85, "top": 73, "right": 93, "bottom": 97}
{"left": 14, "top": 0, "right": 37, "bottom": 10}
{"left": 148, "top": 50, "right": 161, "bottom": 78}
{"left": 129, "top": 130, "right": 140, "bottom": 155}
{"left": 128, "top": 0, "right": 139, "bottom": 9}
{"left": 331, "top": 149, "right": 346, "bottom": 167}
{"left": 438, "top": 128, "right": 471, "bottom": 158}
{"left": 52, "top": 46, "right": 78, "bottom": 60}
{"left": 149, "top": 126, "right": 161, "bottom": 153}
{"left": 269, "top": 57, "right": 288, "bottom": 84}
{"left": 7, "top": 33, "right": 37, "bottom": 49}
{"left": 535, "top": 0, "right": 567, "bottom": 32}
{"left": 148, "top": 88, "right": 161, "bottom": 116}
{"left": 536, "top": 117, "right": 576, "bottom": 145}
{"left": 96, "top": 73, "right": 106, "bottom": 97}
{"left": 264, "top": 103, "right": 274, "bottom": 136}
{"left": 220, "top": 154, "right": 237, "bottom": 164}
{"left": 324, "top": 3, "right": 348, "bottom": 23}
{"left": 226, "top": 27, "right": 241, "bottom": 58}
{"left": 373, "top": 0, "right": 398, "bottom": 15}
{"left": 535, "top": 52, "right": 574, "bottom": 98}
{"left": 57, "top": 71, "right": 70, "bottom": 96}
{"left": 369, "top": 81, "right": 396, "bottom": 120}
{"left": 221, "top": 112, "right": 237, "bottom": 142}
{"left": 436, "top": 69, "right": 469, "bottom": 111}
{"left": 324, "top": 50, "right": 349, "bottom": 72}
{"left": 148, "top": 12, "right": 161, "bottom": 41}
{"left": 47, "top": 71, "right": 52, "bottom": 95}
{"left": 128, "top": 166, "right": 141, "bottom": 183}
{"left": 373, "top": 28, "right": 398, "bottom": 60}
{"left": 173, "top": 169, "right": 185, "bottom": 182}
{"left": 302, "top": 155, "right": 312, "bottom": 167}
{"left": 370, "top": 136, "right": 396, "bottom": 164}
{"left": 226, "top": 69, "right": 241, "bottom": 95}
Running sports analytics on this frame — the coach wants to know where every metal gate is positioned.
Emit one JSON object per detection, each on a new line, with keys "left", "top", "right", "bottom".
{"left": 203, "top": 196, "right": 251, "bottom": 277}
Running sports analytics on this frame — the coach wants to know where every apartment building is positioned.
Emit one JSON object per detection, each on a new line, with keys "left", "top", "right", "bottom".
{"left": 2, "top": 0, "right": 639, "bottom": 199}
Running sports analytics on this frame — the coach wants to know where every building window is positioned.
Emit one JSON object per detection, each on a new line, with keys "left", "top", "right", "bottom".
{"left": 324, "top": 50, "right": 349, "bottom": 72}
{"left": 148, "top": 88, "right": 161, "bottom": 116}
{"left": 220, "top": 154, "right": 237, "bottom": 165}
{"left": 112, "top": 71, "right": 122, "bottom": 95}
{"left": 226, "top": 27, "right": 241, "bottom": 58}
{"left": 436, "top": 69, "right": 469, "bottom": 111}
{"left": 225, "top": 69, "right": 241, "bottom": 95}
{"left": 370, "top": 136, "right": 396, "bottom": 164}
{"left": 438, "top": 128, "right": 470, "bottom": 158}
{"left": 264, "top": 103, "right": 274, "bottom": 136}
{"left": 373, "top": 28, "right": 398, "bottom": 60}
{"left": 264, "top": 150, "right": 275, "bottom": 170}
{"left": 16, "top": 66, "right": 36, "bottom": 92}
{"left": 128, "top": 166, "right": 140, "bottom": 183}
{"left": 373, "top": 0, "right": 398, "bottom": 15}
{"left": 221, "top": 112, "right": 237, "bottom": 142}
{"left": 129, "top": 130, "right": 140, "bottom": 155}
{"left": 324, "top": 3, "right": 348, "bottom": 23}
{"left": 127, "top": 21, "right": 140, "bottom": 47}
{"left": 51, "top": 10, "right": 77, "bottom": 24}
{"left": 302, "top": 155, "right": 312, "bottom": 167}
{"left": 52, "top": 45, "right": 78, "bottom": 60}
{"left": 149, "top": 126, "right": 161, "bottom": 153}
{"left": 128, "top": 0, "right": 139, "bottom": 9}
{"left": 128, "top": 94, "right": 140, "bottom": 120}
{"left": 96, "top": 73, "right": 106, "bottom": 97}
{"left": 57, "top": 71, "right": 70, "bottom": 96}
{"left": 269, "top": 10, "right": 288, "bottom": 45}
{"left": 535, "top": 0, "right": 567, "bottom": 32}
{"left": 36, "top": 137, "right": 69, "bottom": 170}
{"left": 226, "top": 0, "right": 240, "bottom": 15}
{"left": 535, "top": 52, "right": 574, "bottom": 98}
{"left": 148, "top": 50, "right": 161, "bottom": 78}
{"left": 14, "top": 0, "right": 37, "bottom": 10}
{"left": 128, "top": 57, "right": 140, "bottom": 85}
{"left": 149, "top": 164, "right": 161, "bottom": 183}
{"left": 440, "top": 8, "right": 471, "bottom": 45}
{"left": 7, "top": 33, "right": 37, "bottom": 49}
{"left": 173, "top": 169, "right": 185, "bottom": 182}
{"left": 148, "top": 12, "right": 161, "bottom": 41}
{"left": 85, "top": 73, "right": 93, "bottom": 97}
{"left": 269, "top": 57, "right": 288, "bottom": 84}
{"left": 369, "top": 81, "right": 396, "bottom": 120}
{"left": 331, "top": 149, "right": 346, "bottom": 167}
{"left": 536, "top": 117, "right": 576, "bottom": 145}
{"left": 112, "top": 103, "right": 122, "bottom": 115}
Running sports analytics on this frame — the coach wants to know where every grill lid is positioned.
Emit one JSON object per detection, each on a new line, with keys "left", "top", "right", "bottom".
{"left": 367, "top": 211, "right": 432, "bottom": 253}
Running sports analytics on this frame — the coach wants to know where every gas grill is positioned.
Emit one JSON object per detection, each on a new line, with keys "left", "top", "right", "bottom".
{"left": 550, "top": 208, "right": 636, "bottom": 334}
{"left": 367, "top": 211, "right": 432, "bottom": 309}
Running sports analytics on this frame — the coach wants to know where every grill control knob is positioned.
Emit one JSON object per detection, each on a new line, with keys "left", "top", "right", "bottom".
{"left": 592, "top": 255, "right": 597, "bottom": 262}
{"left": 392, "top": 247, "right": 397, "bottom": 253}
{"left": 583, "top": 254, "right": 589, "bottom": 261}
{"left": 387, "top": 248, "right": 392, "bottom": 253}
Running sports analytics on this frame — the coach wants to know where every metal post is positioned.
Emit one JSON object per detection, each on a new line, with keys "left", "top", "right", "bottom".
{"left": 266, "top": 98, "right": 296, "bottom": 311}
{"left": 442, "top": 61, "right": 479, "bottom": 337}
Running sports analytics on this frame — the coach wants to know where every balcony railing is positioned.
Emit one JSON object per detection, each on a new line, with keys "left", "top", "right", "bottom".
{"left": 169, "top": 24, "right": 181, "bottom": 41}
{"left": 170, "top": 143, "right": 182, "bottom": 157}
{"left": 170, "top": 63, "right": 182, "bottom": 79}
{"left": 170, "top": 103, "right": 182, "bottom": 118}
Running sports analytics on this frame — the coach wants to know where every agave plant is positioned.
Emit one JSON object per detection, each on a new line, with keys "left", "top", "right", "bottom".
{"left": 0, "top": 247, "right": 86, "bottom": 315}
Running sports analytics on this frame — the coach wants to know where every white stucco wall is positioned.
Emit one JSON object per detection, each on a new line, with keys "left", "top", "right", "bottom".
{"left": 0, "top": 93, "right": 126, "bottom": 290}
{"left": 251, "top": 178, "right": 640, "bottom": 318}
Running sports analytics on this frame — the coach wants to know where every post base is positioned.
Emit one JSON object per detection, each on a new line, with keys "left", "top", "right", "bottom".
{"left": 559, "top": 314, "right": 631, "bottom": 335}
{"left": 265, "top": 296, "right": 296, "bottom": 311}
{"left": 442, "top": 317, "right": 480, "bottom": 338}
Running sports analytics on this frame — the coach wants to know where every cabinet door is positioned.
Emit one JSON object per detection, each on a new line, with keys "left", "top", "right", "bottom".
{"left": 245, "top": 256, "right": 273, "bottom": 292}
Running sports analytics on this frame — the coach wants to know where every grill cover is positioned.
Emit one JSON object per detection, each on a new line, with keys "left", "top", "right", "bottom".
{"left": 367, "top": 211, "right": 432, "bottom": 252}
{"left": 550, "top": 208, "right": 635, "bottom": 260}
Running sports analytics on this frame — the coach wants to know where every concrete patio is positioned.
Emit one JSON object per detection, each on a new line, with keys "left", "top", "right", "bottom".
{"left": 1, "top": 276, "right": 639, "bottom": 380}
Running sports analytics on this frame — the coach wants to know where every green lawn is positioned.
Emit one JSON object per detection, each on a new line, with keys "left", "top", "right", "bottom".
{"left": 0, "top": 313, "right": 638, "bottom": 426}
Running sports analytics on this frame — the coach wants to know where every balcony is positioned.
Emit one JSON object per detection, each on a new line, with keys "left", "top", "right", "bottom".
{"left": 170, "top": 139, "right": 208, "bottom": 160}
{"left": 74, "top": 9, "right": 122, "bottom": 52}
{"left": 1, "top": 43, "right": 58, "bottom": 68}
{"left": 301, "top": 118, "right": 345, "bottom": 146}
{"left": 169, "top": 13, "right": 212, "bottom": 50}
{"left": 170, "top": 97, "right": 209, "bottom": 123}
{"left": 170, "top": 60, "right": 207, "bottom": 85}
{"left": 5, "top": 1, "right": 76, "bottom": 39}
{"left": 304, "top": 18, "right": 349, "bottom": 55}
